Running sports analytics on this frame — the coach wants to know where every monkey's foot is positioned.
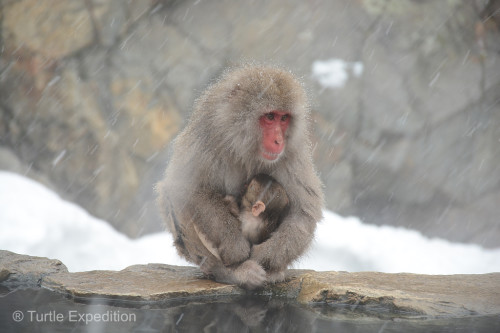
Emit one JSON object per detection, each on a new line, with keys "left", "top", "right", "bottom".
{"left": 266, "top": 270, "right": 286, "bottom": 283}
{"left": 234, "top": 259, "right": 266, "bottom": 290}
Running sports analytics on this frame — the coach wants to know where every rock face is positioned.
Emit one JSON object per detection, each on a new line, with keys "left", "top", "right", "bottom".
{"left": 297, "top": 271, "right": 500, "bottom": 317}
{"left": 42, "top": 264, "right": 241, "bottom": 302}
{"left": 2, "top": 250, "right": 500, "bottom": 319}
{"left": 1, "top": 1, "right": 500, "bottom": 245}
{"left": 40, "top": 268, "right": 500, "bottom": 318}
{"left": 0, "top": 250, "right": 67, "bottom": 288}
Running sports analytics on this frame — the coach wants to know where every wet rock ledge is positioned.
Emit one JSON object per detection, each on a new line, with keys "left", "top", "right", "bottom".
{"left": 1, "top": 250, "right": 499, "bottom": 318}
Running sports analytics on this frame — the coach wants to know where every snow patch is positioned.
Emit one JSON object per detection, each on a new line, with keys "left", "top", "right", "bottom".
{"left": 312, "top": 58, "right": 364, "bottom": 89}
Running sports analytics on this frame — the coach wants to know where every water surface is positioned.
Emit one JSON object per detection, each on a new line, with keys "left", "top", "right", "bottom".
{"left": 1, "top": 286, "right": 498, "bottom": 332}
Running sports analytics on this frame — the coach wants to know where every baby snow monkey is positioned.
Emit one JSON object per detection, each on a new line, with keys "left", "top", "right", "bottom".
{"left": 196, "top": 174, "right": 290, "bottom": 262}
{"left": 226, "top": 173, "right": 290, "bottom": 245}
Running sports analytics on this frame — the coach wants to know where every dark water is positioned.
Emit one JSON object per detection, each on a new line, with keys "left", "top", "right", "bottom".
{"left": 1, "top": 286, "right": 499, "bottom": 332}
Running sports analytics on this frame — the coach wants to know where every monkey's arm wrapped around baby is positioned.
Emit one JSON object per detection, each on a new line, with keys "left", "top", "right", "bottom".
{"left": 190, "top": 188, "right": 252, "bottom": 266}
{"left": 250, "top": 210, "right": 317, "bottom": 273}
{"left": 248, "top": 169, "right": 324, "bottom": 275}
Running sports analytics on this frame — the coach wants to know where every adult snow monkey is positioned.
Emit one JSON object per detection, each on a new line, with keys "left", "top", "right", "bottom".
{"left": 157, "top": 65, "right": 324, "bottom": 289}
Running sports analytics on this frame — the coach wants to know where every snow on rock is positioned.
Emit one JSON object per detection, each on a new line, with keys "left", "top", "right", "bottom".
{"left": 312, "top": 58, "right": 364, "bottom": 89}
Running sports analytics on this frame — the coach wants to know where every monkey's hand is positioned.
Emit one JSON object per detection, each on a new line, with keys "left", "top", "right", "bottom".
{"left": 250, "top": 213, "right": 316, "bottom": 273}
{"left": 218, "top": 235, "right": 251, "bottom": 266}
{"left": 250, "top": 237, "right": 296, "bottom": 273}
{"left": 223, "top": 195, "right": 240, "bottom": 216}
{"left": 249, "top": 243, "right": 270, "bottom": 268}
{"left": 233, "top": 259, "right": 266, "bottom": 290}
{"left": 251, "top": 244, "right": 287, "bottom": 283}
{"left": 267, "top": 270, "right": 286, "bottom": 283}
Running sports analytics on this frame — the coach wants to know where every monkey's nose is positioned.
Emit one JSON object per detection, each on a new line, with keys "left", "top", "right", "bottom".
{"left": 274, "top": 129, "right": 284, "bottom": 145}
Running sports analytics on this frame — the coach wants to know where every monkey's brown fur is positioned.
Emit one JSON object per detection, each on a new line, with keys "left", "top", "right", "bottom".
{"left": 156, "top": 64, "right": 324, "bottom": 289}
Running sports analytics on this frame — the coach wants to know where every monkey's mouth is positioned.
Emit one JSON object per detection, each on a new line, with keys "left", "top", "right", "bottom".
{"left": 261, "top": 150, "right": 282, "bottom": 161}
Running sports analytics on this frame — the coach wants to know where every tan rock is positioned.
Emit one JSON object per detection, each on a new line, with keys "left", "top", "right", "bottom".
{"left": 42, "top": 264, "right": 240, "bottom": 302}
{"left": 41, "top": 262, "right": 500, "bottom": 318}
{"left": 3, "top": 0, "right": 96, "bottom": 58}
{"left": 295, "top": 271, "right": 500, "bottom": 317}
{"left": 110, "top": 79, "right": 181, "bottom": 159}
{"left": 2, "top": 250, "right": 500, "bottom": 319}
{"left": 0, "top": 250, "right": 67, "bottom": 286}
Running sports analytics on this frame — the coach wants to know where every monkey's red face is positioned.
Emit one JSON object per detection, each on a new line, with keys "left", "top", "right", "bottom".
{"left": 259, "top": 111, "right": 291, "bottom": 161}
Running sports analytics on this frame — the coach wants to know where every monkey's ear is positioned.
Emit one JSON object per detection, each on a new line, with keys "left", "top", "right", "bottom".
{"left": 252, "top": 201, "right": 266, "bottom": 217}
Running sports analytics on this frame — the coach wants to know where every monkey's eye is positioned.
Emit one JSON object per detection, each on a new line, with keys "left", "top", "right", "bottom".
{"left": 265, "top": 113, "right": 275, "bottom": 121}
{"left": 280, "top": 114, "right": 289, "bottom": 122}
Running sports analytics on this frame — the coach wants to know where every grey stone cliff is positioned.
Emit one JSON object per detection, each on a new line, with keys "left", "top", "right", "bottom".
{"left": 1, "top": 1, "right": 500, "bottom": 246}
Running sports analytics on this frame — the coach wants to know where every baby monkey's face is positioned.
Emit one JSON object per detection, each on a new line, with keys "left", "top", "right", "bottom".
{"left": 241, "top": 176, "right": 289, "bottom": 218}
